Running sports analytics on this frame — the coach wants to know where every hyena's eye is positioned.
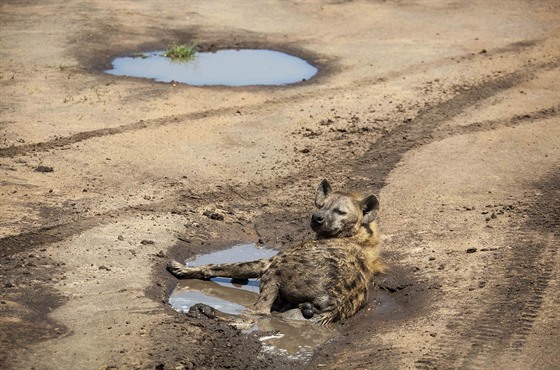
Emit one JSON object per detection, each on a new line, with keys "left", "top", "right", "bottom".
{"left": 334, "top": 208, "right": 347, "bottom": 215}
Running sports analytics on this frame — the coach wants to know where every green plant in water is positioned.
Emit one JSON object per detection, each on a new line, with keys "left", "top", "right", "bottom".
{"left": 163, "top": 44, "right": 197, "bottom": 61}
{"left": 131, "top": 53, "right": 148, "bottom": 59}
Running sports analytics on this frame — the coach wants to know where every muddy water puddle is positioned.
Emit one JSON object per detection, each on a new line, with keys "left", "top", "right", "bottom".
{"left": 169, "top": 243, "right": 336, "bottom": 360}
{"left": 169, "top": 244, "right": 276, "bottom": 314}
{"left": 106, "top": 49, "right": 317, "bottom": 86}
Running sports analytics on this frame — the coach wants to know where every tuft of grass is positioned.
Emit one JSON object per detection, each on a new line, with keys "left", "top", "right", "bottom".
{"left": 131, "top": 53, "right": 148, "bottom": 59}
{"left": 163, "top": 44, "right": 197, "bottom": 61}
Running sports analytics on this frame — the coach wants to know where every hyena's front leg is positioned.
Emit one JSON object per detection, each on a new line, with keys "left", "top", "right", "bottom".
{"left": 166, "top": 259, "right": 272, "bottom": 280}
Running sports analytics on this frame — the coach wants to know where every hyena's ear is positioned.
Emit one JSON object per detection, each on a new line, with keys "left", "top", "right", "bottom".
{"left": 360, "top": 194, "right": 379, "bottom": 224}
{"left": 315, "top": 179, "right": 332, "bottom": 208}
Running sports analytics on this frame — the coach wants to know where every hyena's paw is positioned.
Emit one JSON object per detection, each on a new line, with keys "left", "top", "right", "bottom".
{"left": 166, "top": 260, "right": 207, "bottom": 279}
{"left": 166, "top": 260, "right": 187, "bottom": 278}
{"left": 187, "top": 303, "right": 216, "bottom": 319}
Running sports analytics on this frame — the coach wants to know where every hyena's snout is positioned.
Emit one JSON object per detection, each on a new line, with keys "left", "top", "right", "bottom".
{"left": 311, "top": 211, "right": 325, "bottom": 228}
{"left": 311, "top": 210, "right": 336, "bottom": 236}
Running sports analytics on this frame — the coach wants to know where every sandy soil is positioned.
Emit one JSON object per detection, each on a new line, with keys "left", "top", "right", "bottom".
{"left": 1, "top": 1, "right": 559, "bottom": 369}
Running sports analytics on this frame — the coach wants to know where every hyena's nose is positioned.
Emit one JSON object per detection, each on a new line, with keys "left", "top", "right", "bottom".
{"left": 312, "top": 213, "right": 325, "bottom": 225}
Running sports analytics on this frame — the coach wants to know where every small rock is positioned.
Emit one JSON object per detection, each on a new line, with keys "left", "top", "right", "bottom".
{"left": 203, "top": 210, "right": 224, "bottom": 221}
{"left": 98, "top": 265, "right": 111, "bottom": 271}
{"left": 140, "top": 240, "right": 155, "bottom": 245}
{"left": 117, "top": 235, "right": 125, "bottom": 241}
{"left": 466, "top": 247, "right": 477, "bottom": 254}
{"left": 35, "top": 166, "right": 54, "bottom": 173}
{"left": 377, "top": 275, "right": 408, "bottom": 292}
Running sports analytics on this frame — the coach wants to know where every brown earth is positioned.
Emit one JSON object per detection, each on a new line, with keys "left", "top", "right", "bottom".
{"left": 1, "top": 1, "right": 559, "bottom": 369}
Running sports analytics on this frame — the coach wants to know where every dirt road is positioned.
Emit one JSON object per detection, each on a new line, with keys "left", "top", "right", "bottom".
{"left": 1, "top": 1, "right": 558, "bottom": 369}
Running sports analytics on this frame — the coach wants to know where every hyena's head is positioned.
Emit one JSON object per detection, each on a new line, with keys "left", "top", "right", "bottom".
{"left": 311, "top": 179, "right": 379, "bottom": 238}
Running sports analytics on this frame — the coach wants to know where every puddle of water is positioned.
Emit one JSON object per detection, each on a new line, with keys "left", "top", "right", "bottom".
{"left": 185, "top": 243, "right": 278, "bottom": 266}
{"left": 105, "top": 49, "right": 318, "bottom": 86}
{"left": 169, "top": 243, "right": 336, "bottom": 359}
{"left": 170, "top": 244, "right": 276, "bottom": 313}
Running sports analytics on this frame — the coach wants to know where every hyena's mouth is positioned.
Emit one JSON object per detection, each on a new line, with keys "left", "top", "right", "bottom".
{"left": 310, "top": 221, "right": 342, "bottom": 237}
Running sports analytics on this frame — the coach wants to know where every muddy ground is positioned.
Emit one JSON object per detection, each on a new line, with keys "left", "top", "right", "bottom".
{"left": 1, "top": 1, "right": 559, "bottom": 369}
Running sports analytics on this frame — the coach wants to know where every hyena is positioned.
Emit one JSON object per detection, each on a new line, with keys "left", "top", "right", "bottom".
{"left": 167, "top": 179, "right": 384, "bottom": 324}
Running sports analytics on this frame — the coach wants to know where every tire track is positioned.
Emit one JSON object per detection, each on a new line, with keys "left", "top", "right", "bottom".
{"left": 0, "top": 38, "right": 553, "bottom": 159}
{"left": 416, "top": 172, "right": 559, "bottom": 369}
{"left": 0, "top": 107, "right": 233, "bottom": 158}
{"left": 352, "top": 60, "right": 558, "bottom": 191}
{"left": 2, "top": 62, "right": 557, "bottom": 256}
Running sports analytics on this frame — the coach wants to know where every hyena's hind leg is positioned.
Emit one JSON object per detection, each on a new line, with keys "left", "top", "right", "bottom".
{"left": 252, "top": 278, "right": 280, "bottom": 315}
{"left": 166, "top": 258, "right": 271, "bottom": 280}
